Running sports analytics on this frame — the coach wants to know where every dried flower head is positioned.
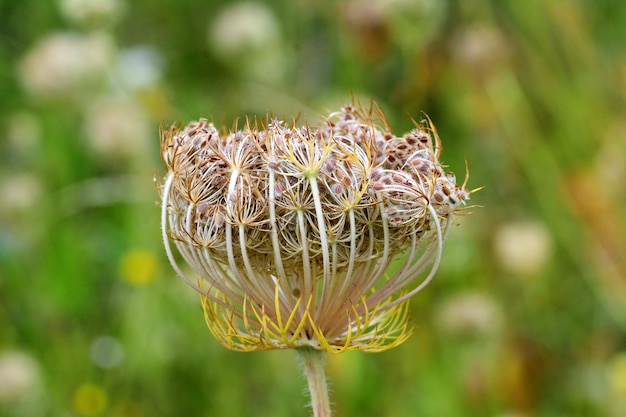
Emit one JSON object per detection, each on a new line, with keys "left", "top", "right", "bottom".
{"left": 160, "top": 102, "right": 471, "bottom": 352}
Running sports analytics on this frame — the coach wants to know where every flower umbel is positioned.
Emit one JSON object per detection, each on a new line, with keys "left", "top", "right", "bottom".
{"left": 160, "top": 102, "right": 470, "bottom": 353}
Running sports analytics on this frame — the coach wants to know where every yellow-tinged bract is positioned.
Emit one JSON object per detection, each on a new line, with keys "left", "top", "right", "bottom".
{"left": 160, "top": 102, "right": 470, "bottom": 352}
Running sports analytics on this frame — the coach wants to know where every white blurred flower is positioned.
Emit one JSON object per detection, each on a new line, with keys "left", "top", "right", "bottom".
{"left": 452, "top": 26, "right": 510, "bottom": 79}
{"left": 115, "top": 46, "right": 164, "bottom": 90}
{"left": 494, "top": 221, "right": 553, "bottom": 276}
{"left": 0, "top": 173, "right": 42, "bottom": 214}
{"left": 208, "top": 2, "right": 286, "bottom": 82}
{"left": 209, "top": 2, "right": 279, "bottom": 56}
{"left": 0, "top": 174, "right": 42, "bottom": 251}
{"left": 18, "top": 32, "right": 115, "bottom": 99}
{"left": 83, "top": 97, "right": 150, "bottom": 159}
{"left": 90, "top": 336, "right": 125, "bottom": 369}
{"left": 58, "top": 0, "right": 125, "bottom": 27}
{"left": 0, "top": 351, "right": 40, "bottom": 404}
{"left": 436, "top": 291, "right": 503, "bottom": 336}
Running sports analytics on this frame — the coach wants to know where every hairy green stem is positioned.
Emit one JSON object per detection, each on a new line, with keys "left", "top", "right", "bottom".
{"left": 297, "top": 347, "right": 332, "bottom": 417}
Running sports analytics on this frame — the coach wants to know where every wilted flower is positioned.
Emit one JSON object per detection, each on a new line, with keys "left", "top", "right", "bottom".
{"left": 160, "top": 102, "right": 471, "bottom": 353}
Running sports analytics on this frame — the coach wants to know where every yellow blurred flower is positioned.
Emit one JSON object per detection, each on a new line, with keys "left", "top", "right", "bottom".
{"left": 119, "top": 249, "right": 158, "bottom": 286}
{"left": 73, "top": 383, "right": 107, "bottom": 417}
{"left": 608, "top": 352, "right": 626, "bottom": 399}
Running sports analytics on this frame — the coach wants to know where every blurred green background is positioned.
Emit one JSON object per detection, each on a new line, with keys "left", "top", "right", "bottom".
{"left": 1, "top": 0, "right": 625, "bottom": 416}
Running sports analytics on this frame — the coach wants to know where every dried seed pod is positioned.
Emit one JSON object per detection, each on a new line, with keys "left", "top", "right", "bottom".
{"left": 159, "top": 101, "right": 473, "bottom": 352}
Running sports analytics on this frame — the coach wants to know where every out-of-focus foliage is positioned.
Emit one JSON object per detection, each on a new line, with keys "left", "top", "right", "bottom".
{"left": 1, "top": 0, "right": 625, "bottom": 416}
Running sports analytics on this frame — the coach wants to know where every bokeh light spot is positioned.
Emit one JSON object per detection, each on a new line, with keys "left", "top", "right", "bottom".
{"left": 73, "top": 383, "right": 108, "bottom": 417}
{"left": 608, "top": 352, "right": 626, "bottom": 398}
{"left": 90, "top": 336, "right": 124, "bottom": 369}
{"left": 0, "top": 351, "right": 40, "bottom": 403}
{"left": 119, "top": 249, "right": 158, "bottom": 286}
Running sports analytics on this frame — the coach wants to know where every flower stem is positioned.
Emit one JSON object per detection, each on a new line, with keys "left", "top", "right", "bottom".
{"left": 297, "top": 347, "right": 332, "bottom": 417}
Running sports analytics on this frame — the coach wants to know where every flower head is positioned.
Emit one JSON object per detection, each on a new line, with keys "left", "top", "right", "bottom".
{"left": 160, "top": 102, "right": 471, "bottom": 352}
